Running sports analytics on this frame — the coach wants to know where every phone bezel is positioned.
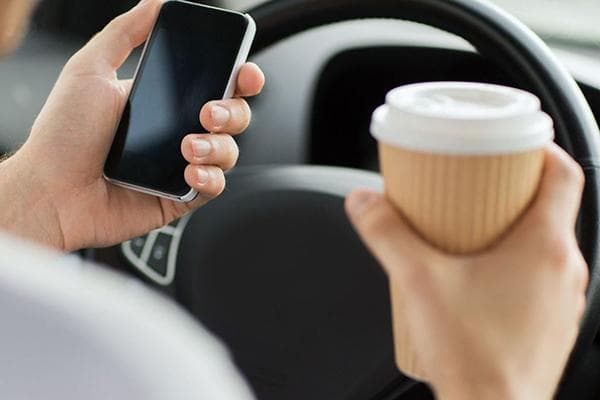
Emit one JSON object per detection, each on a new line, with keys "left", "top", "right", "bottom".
{"left": 104, "top": 0, "right": 256, "bottom": 203}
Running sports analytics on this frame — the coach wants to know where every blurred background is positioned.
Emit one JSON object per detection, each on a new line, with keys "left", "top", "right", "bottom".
{"left": 1, "top": 0, "right": 599, "bottom": 155}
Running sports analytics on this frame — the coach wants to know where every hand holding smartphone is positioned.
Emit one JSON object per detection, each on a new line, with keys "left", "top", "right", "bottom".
{"left": 104, "top": 0, "right": 256, "bottom": 202}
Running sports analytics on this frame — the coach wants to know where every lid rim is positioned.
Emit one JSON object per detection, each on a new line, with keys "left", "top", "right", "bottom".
{"left": 372, "top": 82, "right": 555, "bottom": 156}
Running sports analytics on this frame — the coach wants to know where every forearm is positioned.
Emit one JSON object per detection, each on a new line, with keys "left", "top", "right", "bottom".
{"left": 0, "top": 153, "right": 64, "bottom": 250}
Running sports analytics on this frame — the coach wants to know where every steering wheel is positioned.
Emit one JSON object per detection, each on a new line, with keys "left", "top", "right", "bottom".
{"left": 244, "top": 0, "right": 600, "bottom": 396}
{"left": 90, "top": 0, "right": 600, "bottom": 399}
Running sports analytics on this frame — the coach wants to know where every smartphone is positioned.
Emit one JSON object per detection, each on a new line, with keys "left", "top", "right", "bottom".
{"left": 104, "top": 0, "right": 256, "bottom": 202}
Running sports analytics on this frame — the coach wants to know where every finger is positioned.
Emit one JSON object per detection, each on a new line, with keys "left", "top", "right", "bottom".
{"left": 235, "top": 62, "right": 265, "bottom": 97}
{"left": 68, "top": 0, "right": 163, "bottom": 75}
{"left": 184, "top": 164, "right": 226, "bottom": 199}
{"left": 200, "top": 99, "right": 251, "bottom": 134}
{"left": 181, "top": 134, "right": 239, "bottom": 171}
{"left": 345, "top": 189, "right": 443, "bottom": 280}
{"left": 528, "top": 143, "right": 585, "bottom": 229}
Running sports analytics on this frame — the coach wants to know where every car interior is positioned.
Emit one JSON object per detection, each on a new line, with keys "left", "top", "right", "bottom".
{"left": 2, "top": 0, "right": 600, "bottom": 399}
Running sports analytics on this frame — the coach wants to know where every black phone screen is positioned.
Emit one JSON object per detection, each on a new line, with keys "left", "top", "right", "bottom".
{"left": 104, "top": 1, "right": 249, "bottom": 198}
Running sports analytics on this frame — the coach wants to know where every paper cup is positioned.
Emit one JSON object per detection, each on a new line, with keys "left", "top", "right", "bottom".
{"left": 370, "top": 82, "right": 554, "bottom": 380}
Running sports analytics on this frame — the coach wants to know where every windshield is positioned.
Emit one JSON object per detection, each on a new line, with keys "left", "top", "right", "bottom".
{"left": 225, "top": 0, "right": 600, "bottom": 46}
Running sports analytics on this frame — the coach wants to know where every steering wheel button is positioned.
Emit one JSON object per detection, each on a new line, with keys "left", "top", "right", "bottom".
{"left": 130, "top": 236, "right": 147, "bottom": 258}
{"left": 153, "top": 246, "right": 166, "bottom": 260}
{"left": 147, "top": 233, "right": 172, "bottom": 276}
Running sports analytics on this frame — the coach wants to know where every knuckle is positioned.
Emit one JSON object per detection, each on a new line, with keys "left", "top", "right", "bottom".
{"left": 544, "top": 235, "right": 572, "bottom": 269}
{"left": 63, "top": 56, "right": 79, "bottom": 74}
{"left": 359, "top": 206, "right": 390, "bottom": 237}
{"left": 577, "top": 294, "right": 587, "bottom": 321}
{"left": 526, "top": 207, "right": 554, "bottom": 236}
{"left": 570, "top": 165, "right": 585, "bottom": 191}
{"left": 105, "top": 14, "right": 134, "bottom": 48}
{"left": 576, "top": 257, "right": 590, "bottom": 291}
{"left": 64, "top": 45, "right": 91, "bottom": 72}
{"left": 401, "top": 259, "right": 433, "bottom": 290}
{"left": 560, "top": 157, "right": 585, "bottom": 188}
{"left": 107, "top": 14, "right": 127, "bottom": 33}
{"left": 358, "top": 206, "right": 405, "bottom": 249}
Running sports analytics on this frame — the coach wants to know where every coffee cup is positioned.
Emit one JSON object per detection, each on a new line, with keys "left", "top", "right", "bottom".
{"left": 370, "top": 81, "right": 554, "bottom": 379}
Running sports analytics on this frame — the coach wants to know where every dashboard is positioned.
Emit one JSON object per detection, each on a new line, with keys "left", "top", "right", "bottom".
{"left": 234, "top": 19, "right": 600, "bottom": 170}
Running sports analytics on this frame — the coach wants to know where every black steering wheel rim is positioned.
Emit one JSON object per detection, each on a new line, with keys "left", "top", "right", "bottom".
{"left": 247, "top": 0, "right": 600, "bottom": 394}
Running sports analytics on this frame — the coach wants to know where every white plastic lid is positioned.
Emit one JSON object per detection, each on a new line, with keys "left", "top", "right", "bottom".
{"left": 371, "top": 82, "right": 555, "bottom": 155}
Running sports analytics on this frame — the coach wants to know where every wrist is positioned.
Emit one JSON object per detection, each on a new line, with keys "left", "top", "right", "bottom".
{"left": 434, "top": 374, "right": 550, "bottom": 400}
{"left": 0, "top": 151, "right": 65, "bottom": 251}
{"left": 436, "top": 382, "right": 518, "bottom": 400}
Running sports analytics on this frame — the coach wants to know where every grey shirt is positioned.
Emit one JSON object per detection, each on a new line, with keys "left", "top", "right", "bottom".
{"left": 0, "top": 231, "right": 254, "bottom": 400}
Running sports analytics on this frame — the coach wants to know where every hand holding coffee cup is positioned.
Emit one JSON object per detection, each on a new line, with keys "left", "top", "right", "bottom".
{"left": 371, "top": 82, "right": 554, "bottom": 379}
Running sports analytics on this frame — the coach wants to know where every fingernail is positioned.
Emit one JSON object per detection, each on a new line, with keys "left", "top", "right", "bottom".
{"left": 197, "top": 167, "right": 210, "bottom": 186}
{"left": 192, "top": 139, "right": 212, "bottom": 158}
{"left": 347, "top": 191, "right": 380, "bottom": 218}
{"left": 211, "top": 105, "right": 230, "bottom": 128}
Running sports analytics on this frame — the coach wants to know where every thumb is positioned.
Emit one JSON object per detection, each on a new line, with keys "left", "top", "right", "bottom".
{"left": 345, "top": 189, "right": 442, "bottom": 281}
{"left": 67, "top": 0, "right": 163, "bottom": 75}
